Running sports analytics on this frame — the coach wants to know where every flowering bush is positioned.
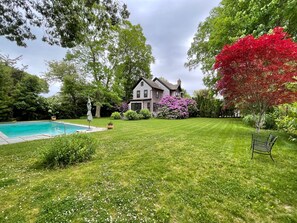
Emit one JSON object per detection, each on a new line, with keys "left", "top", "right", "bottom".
{"left": 157, "top": 96, "right": 197, "bottom": 119}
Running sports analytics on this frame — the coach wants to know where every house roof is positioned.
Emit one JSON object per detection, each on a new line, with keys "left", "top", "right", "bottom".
{"left": 133, "top": 77, "right": 164, "bottom": 91}
{"left": 153, "top": 77, "right": 181, "bottom": 91}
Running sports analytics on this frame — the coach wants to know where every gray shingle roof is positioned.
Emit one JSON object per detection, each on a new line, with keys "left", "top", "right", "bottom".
{"left": 153, "top": 77, "right": 180, "bottom": 90}
{"left": 142, "top": 77, "right": 164, "bottom": 90}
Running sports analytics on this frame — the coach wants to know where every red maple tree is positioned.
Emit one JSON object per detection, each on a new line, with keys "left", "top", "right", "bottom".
{"left": 214, "top": 27, "right": 297, "bottom": 131}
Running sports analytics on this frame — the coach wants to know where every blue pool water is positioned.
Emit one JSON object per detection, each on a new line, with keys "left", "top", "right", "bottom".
{"left": 0, "top": 122, "right": 88, "bottom": 138}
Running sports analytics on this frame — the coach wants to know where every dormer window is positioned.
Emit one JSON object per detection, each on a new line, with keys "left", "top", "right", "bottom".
{"left": 156, "top": 91, "right": 159, "bottom": 98}
{"left": 141, "top": 81, "right": 144, "bottom": 86}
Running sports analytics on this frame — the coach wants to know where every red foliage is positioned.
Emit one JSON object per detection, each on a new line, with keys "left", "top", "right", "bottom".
{"left": 214, "top": 27, "right": 297, "bottom": 112}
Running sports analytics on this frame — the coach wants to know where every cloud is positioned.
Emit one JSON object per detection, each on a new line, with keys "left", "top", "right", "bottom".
{"left": 125, "top": 0, "right": 220, "bottom": 95}
{"left": 0, "top": 34, "right": 66, "bottom": 77}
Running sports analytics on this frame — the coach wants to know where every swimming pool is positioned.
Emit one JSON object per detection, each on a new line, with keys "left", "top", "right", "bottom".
{"left": 0, "top": 121, "right": 89, "bottom": 138}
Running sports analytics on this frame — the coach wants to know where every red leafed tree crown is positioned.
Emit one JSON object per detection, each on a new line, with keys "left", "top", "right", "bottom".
{"left": 214, "top": 27, "right": 297, "bottom": 110}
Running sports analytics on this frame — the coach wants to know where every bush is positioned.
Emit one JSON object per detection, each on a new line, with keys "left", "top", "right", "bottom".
{"left": 188, "top": 101, "right": 199, "bottom": 117}
{"left": 242, "top": 114, "right": 276, "bottom": 129}
{"left": 124, "top": 110, "right": 139, "bottom": 120}
{"left": 242, "top": 115, "right": 256, "bottom": 127}
{"left": 139, "top": 109, "right": 151, "bottom": 119}
{"left": 40, "top": 134, "right": 97, "bottom": 168}
{"left": 276, "top": 116, "right": 297, "bottom": 141}
{"left": 157, "top": 96, "right": 196, "bottom": 119}
{"left": 111, "top": 112, "right": 121, "bottom": 120}
{"left": 264, "top": 113, "right": 277, "bottom": 129}
{"left": 274, "top": 103, "right": 297, "bottom": 141}
{"left": 138, "top": 114, "right": 144, "bottom": 119}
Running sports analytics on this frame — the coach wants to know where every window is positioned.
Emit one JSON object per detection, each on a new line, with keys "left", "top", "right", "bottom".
{"left": 156, "top": 91, "right": 159, "bottom": 98}
{"left": 144, "top": 90, "right": 148, "bottom": 98}
{"left": 147, "top": 102, "right": 150, "bottom": 110}
{"left": 137, "top": 90, "right": 140, "bottom": 98}
{"left": 175, "top": 92, "right": 179, "bottom": 97}
{"left": 141, "top": 81, "right": 144, "bottom": 86}
{"left": 131, "top": 103, "right": 142, "bottom": 112}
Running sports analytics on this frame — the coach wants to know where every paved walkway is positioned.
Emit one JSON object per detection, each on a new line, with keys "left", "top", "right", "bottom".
{"left": 0, "top": 125, "right": 107, "bottom": 145}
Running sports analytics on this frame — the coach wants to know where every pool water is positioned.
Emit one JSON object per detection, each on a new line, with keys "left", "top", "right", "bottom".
{"left": 0, "top": 121, "right": 88, "bottom": 138}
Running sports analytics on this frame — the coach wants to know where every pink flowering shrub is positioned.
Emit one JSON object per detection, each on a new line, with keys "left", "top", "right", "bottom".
{"left": 157, "top": 96, "right": 197, "bottom": 119}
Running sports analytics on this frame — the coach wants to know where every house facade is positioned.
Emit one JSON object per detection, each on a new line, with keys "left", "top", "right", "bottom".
{"left": 128, "top": 77, "right": 182, "bottom": 113}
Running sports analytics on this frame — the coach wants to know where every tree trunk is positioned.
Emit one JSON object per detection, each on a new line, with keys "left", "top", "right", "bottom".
{"left": 256, "top": 112, "right": 265, "bottom": 133}
{"left": 95, "top": 105, "right": 101, "bottom": 118}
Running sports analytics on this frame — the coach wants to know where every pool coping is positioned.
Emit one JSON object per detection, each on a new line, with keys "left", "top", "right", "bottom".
{"left": 0, "top": 121, "right": 107, "bottom": 145}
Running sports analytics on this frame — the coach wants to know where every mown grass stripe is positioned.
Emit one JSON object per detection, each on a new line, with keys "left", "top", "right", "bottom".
{"left": 0, "top": 118, "right": 296, "bottom": 222}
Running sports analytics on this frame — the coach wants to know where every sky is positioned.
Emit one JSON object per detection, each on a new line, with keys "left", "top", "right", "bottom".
{"left": 0, "top": 0, "right": 221, "bottom": 96}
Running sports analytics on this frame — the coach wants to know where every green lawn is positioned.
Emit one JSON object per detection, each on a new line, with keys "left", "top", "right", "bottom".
{"left": 0, "top": 118, "right": 296, "bottom": 222}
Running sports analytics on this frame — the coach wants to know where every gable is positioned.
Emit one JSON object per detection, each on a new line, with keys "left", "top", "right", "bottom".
{"left": 153, "top": 79, "right": 170, "bottom": 95}
{"left": 132, "top": 77, "right": 163, "bottom": 91}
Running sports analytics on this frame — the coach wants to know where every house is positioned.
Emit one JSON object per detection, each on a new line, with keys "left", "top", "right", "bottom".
{"left": 128, "top": 77, "right": 182, "bottom": 113}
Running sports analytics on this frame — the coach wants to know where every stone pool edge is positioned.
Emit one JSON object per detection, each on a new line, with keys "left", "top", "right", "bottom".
{"left": 0, "top": 122, "right": 107, "bottom": 145}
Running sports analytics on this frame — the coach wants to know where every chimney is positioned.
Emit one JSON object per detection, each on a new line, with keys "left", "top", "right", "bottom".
{"left": 177, "top": 79, "right": 181, "bottom": 86}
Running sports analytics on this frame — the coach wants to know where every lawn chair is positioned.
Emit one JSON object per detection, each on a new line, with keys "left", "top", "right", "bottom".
{"left": 251, "top": 133, "right": 278, "bottom": 161}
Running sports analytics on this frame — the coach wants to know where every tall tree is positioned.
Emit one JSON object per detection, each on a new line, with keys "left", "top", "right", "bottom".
{"left": 66, "top": 26, "right": 121, "bottom": 117}
{"left": 0, "top": 63, "right": 14, "bottom": 121}
{"left": 0, "top": 0, "right": 129, "bottom": 47}
{"left": 0, "top": 55, "right": 48, "bottom": 121}
{"left": 186, "top": 0, "right": 297, "bottom": 90}
{"left": 44, "top": 60, "right": 90, "bottom": 118}
{"left": 112, "top": 22, "right": 155, "bottom": 100}
{"left": 214, "top": 27, "right": 297, "bottom": 131}
{"left": 12, "top": 74, "right": 48, "bottom": 120}
{"left": 66, "top": 21, "right": 154, "bottom": 117}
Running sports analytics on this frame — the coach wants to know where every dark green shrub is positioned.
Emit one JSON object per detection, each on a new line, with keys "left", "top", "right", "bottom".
{"left": 111, "top": 112, "right": 121, "bottom": 120}
{"left": 124, "top": 110, "right": 139, "bottom": 120}
{"left": 188, "top": 103, "right": 199, "bottom": 117}
{"left": 264, "top": 113, "right": 277, "bottom": 129}
{"left": 40, "top": 134, "right": 97, "bottom": 168}
{"left": 139, "top": 109, "right": 151, "bottom": 119}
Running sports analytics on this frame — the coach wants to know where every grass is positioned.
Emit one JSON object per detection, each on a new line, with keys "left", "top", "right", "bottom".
{"left": 0, "top": 118, "right": 297, "bottom": 222}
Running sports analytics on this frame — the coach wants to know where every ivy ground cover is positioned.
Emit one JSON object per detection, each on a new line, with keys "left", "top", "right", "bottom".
{"left": 0, "top": 118, "right": 296, "bottom": 222}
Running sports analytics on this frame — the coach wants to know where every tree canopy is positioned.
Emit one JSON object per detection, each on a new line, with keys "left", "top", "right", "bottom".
{"left": 0, "top": 0, "right": 129, "bottom": 47}
{"left": 112, "top": 22, "right": 154, "bottom": 100}
{"left": 0, "top": 56, "right": 48, "bottom": 121}
{"left": 214, "top": 27, "right": 297, "bottom": 130}
{"left": 63, "top": 21, "right": 154, "bottom": 117}
{"left": 186, "top": 0, "right": 297, "bottom": 89}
